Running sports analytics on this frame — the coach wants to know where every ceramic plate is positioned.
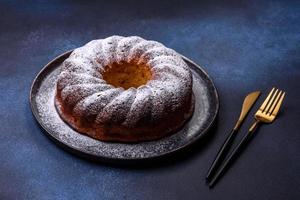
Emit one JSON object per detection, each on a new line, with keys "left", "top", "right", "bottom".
{"left": 30, "top": 50, "right": 219, "bottom": 162}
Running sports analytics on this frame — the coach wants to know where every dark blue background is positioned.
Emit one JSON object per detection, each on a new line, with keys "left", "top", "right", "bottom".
{"left": 0, "top": 0, "right": 299, "bottom": 199}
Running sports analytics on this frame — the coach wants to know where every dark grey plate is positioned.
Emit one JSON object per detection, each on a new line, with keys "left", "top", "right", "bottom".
{"left": 30, "top": 50, "right": 219, "bottom": 162}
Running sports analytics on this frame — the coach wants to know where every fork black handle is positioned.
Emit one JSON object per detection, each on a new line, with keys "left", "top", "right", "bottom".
{"left": 208, "top": 123, "right": 259, "bottom": 188}
{"left": 206, "top": 129, "right": 237, "bottom": 181}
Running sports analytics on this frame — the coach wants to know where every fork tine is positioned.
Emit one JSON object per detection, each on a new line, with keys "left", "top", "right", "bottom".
{"left": 268, "top": 90, "right": 283, "bottom": 115}
{"left": 260, "top": 87, "right": 275, "bottom": 112}
{"left": 271, "top": 92, "right": 285, "bottom": 116}
{"left": 265, "top": 89, "right": 279, "bottom": 114}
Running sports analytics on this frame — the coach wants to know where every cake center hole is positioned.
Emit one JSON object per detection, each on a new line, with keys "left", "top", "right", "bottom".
{"left": 102, "top": 62, "right": 152, "bottom": 89}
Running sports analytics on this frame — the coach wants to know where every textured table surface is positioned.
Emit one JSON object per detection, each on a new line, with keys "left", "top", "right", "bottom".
{"left": 0, "top": 0, "right": 300, "bottom": 199}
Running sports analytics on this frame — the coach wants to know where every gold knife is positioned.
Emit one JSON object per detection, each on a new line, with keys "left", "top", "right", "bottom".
{"left": 206, "top": 91, "right": 261, "bottom": 181}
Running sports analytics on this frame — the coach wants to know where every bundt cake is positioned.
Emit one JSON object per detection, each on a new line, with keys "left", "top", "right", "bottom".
{"left": 55, "top": 36, "right": 194, "bottom": 142}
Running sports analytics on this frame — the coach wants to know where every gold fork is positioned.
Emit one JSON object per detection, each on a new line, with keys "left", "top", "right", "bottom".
{"left": 248, "top": 88, "right": 286, "bottom": 132}
{"left": 209, "top": 88, "right": 285, "bottom": 187}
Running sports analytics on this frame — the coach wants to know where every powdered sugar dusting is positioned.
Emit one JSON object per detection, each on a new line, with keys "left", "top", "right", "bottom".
{"left": 73, "top": 88, "right": 122, "bottom": 117}
{"left": 123, "top": 85, "right": 152, "bottom": 126}
{"left": 96, "top": 88, "right": 137, "bottom": 124}
{"left": 56, "top": 35, "right": 192, "bottom": 126}
{"left": 116, "top": 36, "right": 144, "bottom": 62}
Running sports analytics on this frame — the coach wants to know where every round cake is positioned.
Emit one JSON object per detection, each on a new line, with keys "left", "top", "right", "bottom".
{"left": 55, "top": 35, "right": 194, "bottom": 142}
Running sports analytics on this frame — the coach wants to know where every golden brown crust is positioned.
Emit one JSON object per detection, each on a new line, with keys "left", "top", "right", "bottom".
{"left": 55, "top": 93, "right": 194, "bottom": 143}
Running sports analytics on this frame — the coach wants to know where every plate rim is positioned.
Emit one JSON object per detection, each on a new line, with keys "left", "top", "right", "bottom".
{"left": 29, "top": 50, "right": 219, "bottom": 161}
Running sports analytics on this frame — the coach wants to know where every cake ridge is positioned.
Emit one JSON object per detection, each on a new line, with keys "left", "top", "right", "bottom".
{"left": 95, "top": 87, "right": 137, "bottom": 124}
{"left": 57, "top": 72, "right": 104, "bottom": 92}
{"left": 138, "top": 47, "right": 178, "bottom": 66}
{"left": 123, "top": 85, "right": 153, "bottom": 126}
{"left": 127, "top": 40, "right": 164, "bottom": 63}
{"left": 73, "top": 88, "right": 122, "bottom": 118}
{"left": 101, "top": 36, "right": 124, "bottom": 65}
{"left": 116, "top": 36, "right": 144, "bottom": 62}
{"left": 61, "top": 83, "right": 111, "bottom": 101}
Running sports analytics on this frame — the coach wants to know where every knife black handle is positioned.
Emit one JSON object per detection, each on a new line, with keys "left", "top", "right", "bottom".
{"left": 206, "top": 129, "right": 238, "bottom": 181}
{"left": 208, "top": 127, "right": 257, "bottom": 188}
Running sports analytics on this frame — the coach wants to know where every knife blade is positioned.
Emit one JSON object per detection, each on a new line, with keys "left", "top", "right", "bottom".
{"left": 233, "top": 91, "right": 261, "bottom": 130}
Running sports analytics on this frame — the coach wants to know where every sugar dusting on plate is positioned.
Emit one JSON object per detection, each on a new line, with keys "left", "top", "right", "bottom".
{"left": 32, "top": 52, "right": 217, "bottom": 160}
